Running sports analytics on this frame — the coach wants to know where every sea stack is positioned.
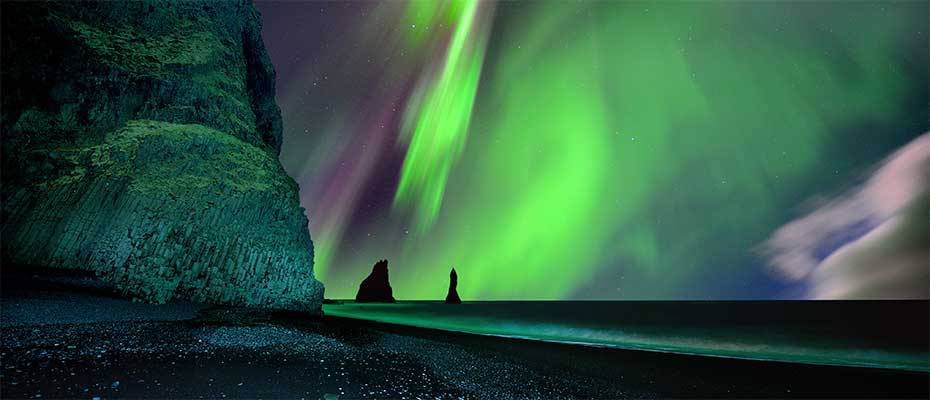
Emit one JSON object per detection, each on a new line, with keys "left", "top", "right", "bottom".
{"left": 445, "top": 268, "right": 462, "bottom": 304}
{"left": 355, "top": 259, "right": 396, "bottom": 303}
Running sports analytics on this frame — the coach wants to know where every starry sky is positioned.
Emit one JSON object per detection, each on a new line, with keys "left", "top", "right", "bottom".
{"left": 256, "top": 1, "right": 928, "bottom": 300}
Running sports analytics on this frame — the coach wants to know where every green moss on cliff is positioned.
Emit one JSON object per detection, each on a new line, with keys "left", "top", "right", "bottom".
{"left": 59, "top": 16, "right": 221, "bottom": 76}
{"left": 4, "top": 119, "right": 323, "bottom": 311}
{"left": 94, "top": 120, "right": 279, "bottom": 194}
{"left": 1, "top": 1, "right": 322, "bottom": 312}
{"left": 1, "top": 0, "right": 274, "bottom": 151}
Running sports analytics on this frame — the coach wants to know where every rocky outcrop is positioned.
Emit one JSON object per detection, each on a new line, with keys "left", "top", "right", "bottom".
{"left": 355, "top": 260, "right": 395, "bottom": 303}
{"left": 0, "top": 1, "right": 323, "bottom": 312}
{"left": 445, "top": 268, "right": 461, "bottom": 304}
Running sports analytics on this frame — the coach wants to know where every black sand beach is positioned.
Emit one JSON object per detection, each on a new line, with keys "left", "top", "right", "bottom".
{"left": 2, "top": 273, "right": 927, "bottom": 399}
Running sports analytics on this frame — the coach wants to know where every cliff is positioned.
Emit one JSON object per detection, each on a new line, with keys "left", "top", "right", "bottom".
{"left": 0, "top": 0, "right": 323, "bottom": 312}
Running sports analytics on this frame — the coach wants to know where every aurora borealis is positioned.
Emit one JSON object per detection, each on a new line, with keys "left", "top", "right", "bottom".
{"left": 257, "top": 1, "right": 928, "bottom": 300}
{"left": 393, "top": 0, "right": 492, "bottom": 232}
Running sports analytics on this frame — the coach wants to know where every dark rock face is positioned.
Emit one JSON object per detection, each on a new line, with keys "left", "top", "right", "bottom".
{"left": 0, "top": 1, "right": 323, "bottom": 312}
{"left": 445, "top": 268, "right": 461, "bottom": 304}
{"left": 355, "top": 260, "right": 395, "bottom": 303}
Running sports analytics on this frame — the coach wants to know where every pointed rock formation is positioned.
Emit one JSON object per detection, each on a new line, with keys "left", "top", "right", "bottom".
{"left": 445, "top": 268, "right": 461, "bottom": 304}
{"left": 355, "top": 259, "right": 396, "bottom": 303}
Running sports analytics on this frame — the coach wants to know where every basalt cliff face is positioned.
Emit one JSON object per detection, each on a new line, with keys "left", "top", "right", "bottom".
{"left": 0, "top": 1, "right": 323, "bottom": 312}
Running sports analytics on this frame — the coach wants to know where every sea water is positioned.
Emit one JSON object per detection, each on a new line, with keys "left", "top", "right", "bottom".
{"left": 324, "top": 300, "right": 929, "bottom": 372}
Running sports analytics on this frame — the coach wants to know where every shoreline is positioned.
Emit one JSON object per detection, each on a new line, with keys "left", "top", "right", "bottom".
{"left": 2, "top": 278, "right": 928, "bottom": 398}
{"left": 325, "top": 312, "right": 929, "bottom": 373}
{"left": 324, "top": 300, "right": 930, "bottom": 373}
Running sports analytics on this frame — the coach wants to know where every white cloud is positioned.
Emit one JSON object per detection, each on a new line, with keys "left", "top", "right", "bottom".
{"left": 761, "top": 133, "right": 929, "bottom": 299}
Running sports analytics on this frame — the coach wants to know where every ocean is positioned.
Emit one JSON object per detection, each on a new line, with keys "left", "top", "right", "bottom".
{"left": 324, "top": 300, "right": 929, "bottom": 372}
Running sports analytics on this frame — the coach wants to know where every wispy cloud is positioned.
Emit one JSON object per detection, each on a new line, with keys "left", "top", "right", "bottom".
{"left": 762, "top": 133, "right": 929, "bottom": 299}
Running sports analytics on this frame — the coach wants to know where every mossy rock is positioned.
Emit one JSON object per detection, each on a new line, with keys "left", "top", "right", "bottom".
{"left": 1, "top": 1, "right": 322, "bottom": 312}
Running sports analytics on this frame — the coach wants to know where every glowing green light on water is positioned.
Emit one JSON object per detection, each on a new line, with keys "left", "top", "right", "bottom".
{"left": 394, "top": 0, "right": 488, "bottom": 232}
{"left": 324, "top": 303, "right": 930, "bottom": 372}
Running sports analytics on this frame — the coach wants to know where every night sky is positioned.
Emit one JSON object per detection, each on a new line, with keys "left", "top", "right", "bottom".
{"left": 256, "top": 1, "right": 928, "bottom": 300}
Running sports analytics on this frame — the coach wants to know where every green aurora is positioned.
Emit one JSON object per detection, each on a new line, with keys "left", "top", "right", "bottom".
{"left": 268, "top": 1, "right": 928, "bottom": 300}
{"left": 394, "top": 0, "right": 490, "bottom": 232}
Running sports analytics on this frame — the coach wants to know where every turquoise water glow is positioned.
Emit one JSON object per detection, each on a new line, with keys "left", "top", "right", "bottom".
{"left": 324, "top": 301, "right": 929, "bottom": 372}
